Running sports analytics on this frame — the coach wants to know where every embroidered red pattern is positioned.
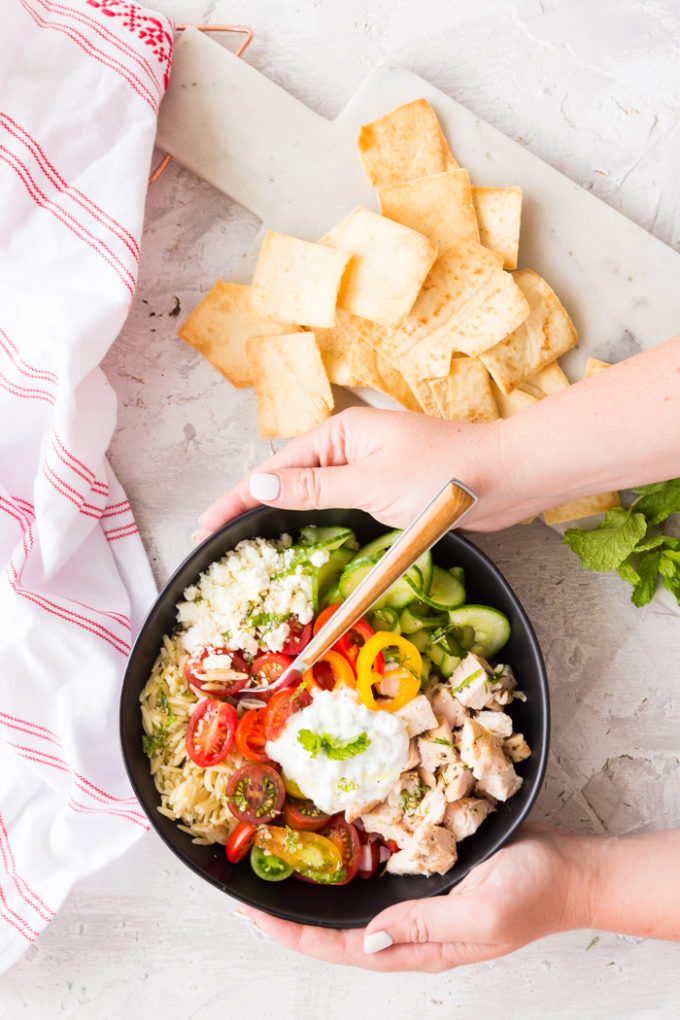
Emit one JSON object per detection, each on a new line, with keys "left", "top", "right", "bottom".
{"left": 86, "top": 0, "right": 172, "bottom": 88}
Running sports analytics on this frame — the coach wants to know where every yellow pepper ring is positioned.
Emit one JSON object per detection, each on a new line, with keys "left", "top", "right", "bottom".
{"left": 303, "top": 649, "right": 356, "bottom": 692}
{"left": 356, "top": 631, "right": 422, "bottom": 712}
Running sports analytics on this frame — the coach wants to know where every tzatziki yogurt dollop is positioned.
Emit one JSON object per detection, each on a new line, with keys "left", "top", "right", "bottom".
{"left": 266, "top": 687, "right": 409, "bottom": 814}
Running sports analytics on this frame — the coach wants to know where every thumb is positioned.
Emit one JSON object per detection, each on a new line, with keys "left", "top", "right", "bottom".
{"left": 363, "top": 890, "right": 483, "bottom": 954}
{"left": 249, "top": 464, "right": 367, "bottom": 511}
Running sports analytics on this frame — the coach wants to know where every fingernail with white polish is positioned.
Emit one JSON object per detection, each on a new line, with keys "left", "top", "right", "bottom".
{"left": 363, "top": 930, "right": 393, "bottom": 954}
{"left": 249, "top": 472, "right": 280, "bottom": 502}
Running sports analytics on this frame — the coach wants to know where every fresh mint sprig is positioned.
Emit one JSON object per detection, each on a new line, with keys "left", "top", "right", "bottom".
{"left": 563, "top": 477, "right": 680, "bottom": 608}
{"left": 297, "top": 728, "right": 370, "bottom": 761}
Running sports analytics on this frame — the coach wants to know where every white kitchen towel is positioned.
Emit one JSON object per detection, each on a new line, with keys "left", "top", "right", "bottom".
{"left": 0, "top": 0, "right": 173, "bottom": 973}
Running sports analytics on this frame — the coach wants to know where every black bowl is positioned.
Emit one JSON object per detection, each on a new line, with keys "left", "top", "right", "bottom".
{"left": 120, "top": 507, "right": 549, "bottom": 928}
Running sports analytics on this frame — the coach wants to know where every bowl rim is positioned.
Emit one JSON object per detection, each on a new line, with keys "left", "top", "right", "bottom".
{"left": 120, "top": 507, "right": 550, "bottom": 927}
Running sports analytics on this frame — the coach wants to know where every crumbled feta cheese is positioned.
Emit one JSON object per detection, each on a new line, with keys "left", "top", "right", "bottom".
{"left": 176, "top": 536, "right": 315, "bottom": 658}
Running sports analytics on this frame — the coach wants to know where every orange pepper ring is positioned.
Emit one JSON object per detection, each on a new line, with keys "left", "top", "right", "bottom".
{"left": 303, "top": 649, "right": 356, "bottom": 692}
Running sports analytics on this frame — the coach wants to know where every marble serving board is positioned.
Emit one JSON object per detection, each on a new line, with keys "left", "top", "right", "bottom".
{"left": 158, "top": 27, "right": 680, "bottom": 375}
{"left": 156, "top": 28, "right": 680, "bottom": 611}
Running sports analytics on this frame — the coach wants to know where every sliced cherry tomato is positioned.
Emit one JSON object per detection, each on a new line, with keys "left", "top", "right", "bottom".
{"left": 264, "top": 684, "right": 313, "bottom": 741}
{"left": 235, "top": 708, "right": 269, "bottom": 763}
{"left": 315, "top": 814, "right": 361, "bottom": 885}
{"left": 225, "top": 821, "right": 257, "bottom": 863}
{"left": 282, "top": 797, "right": 331, "bottom": 832}
{"left": 254, "top": 824, "right": 343, "bottom": 882}
{"left": 312, "top": 603, "right": 342, "bottom": 635}
{"left": 224, "top": 763, "right": 285, "bottom": 824}
{"left": 335, "top": 618, "right": 384, "bottom": 672}
{"left": 250, "top": 652, "right": 293, "bottom": 690}
{"left": 185, "top": 698, "right": 237, "bottom": 768}
{"left": 303, "top": 650, "right": 356, "bottom": 692}
{"left": 249, "top": 845, "right": 293, "bottom": 882}
{"left": 183, "top": 645, "right": 250, "bottom": 698}
{"left": 356, "top": 837, "right": 381, "bottom": 879}
{"left": 281, "top": 616, "right": 312, "bottom": 656}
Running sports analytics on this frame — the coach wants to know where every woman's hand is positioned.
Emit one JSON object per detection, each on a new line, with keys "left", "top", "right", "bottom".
{"left": 194, "top": 407, "right": 534, "bottom": 542}
{"left": 233, "top": 824, "right": 592, "bottom": 972}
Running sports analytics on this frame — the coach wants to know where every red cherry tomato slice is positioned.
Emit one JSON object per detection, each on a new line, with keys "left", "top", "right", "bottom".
{"left": 281, "top": 616, "right": 312, "bottom": 656}
{"left": 235, "top": 708, "right": 270, "bottom": 763}
{"left": 264, "top": 684, "right": 313, "bottom": 742}
{"left": 225, "top": 763, "right": 286, "bottom": 825}
{"left": 282, "top": 797, "right": 331, "bottom": 832}
{"left": 335, "top": 618, "right": 384, "bottom": 672}
{"left": 185, "top": 698, "right": 237, "bottom": 768}
{"left": 312, "top": 603, "right": 342, "bottom": 635}
{"left": 251, "top": 652, "right": 293, "bottom": 689}
{"left": 183, "top": 645, "right": 250, "bottom": 698}
{"left": 225, "top": 821, "right": 257, "bottom": 863}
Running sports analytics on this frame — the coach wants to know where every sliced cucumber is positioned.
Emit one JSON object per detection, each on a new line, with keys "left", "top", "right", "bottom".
{"left": 407, "top": 628, "right": 431, "bottom": 653}
{"left": 449, "top": 565, "right": 465, "bottom": 585}
{"left": 415, "top": 565, "right": 466, "bottom": 610}
{"left": 373, "top": 571, "right": 422, "bottom": 610}
{"left": 427, "top": 641, "right": 461, "bottom": 677}
{"left": 447, "top": 605, "right": 511, "bottom": 658}
{"left": 420, "top": 653, "right": 433, "bottom": 685}
{"left": 298, "top": 525, "right": 355, "bottom": 551}
{"left": 369, "top": 606, "right": 401, "bottom": 633}
{"left": 337, "top": 554, "right": 382, "bottom": 599}
{"left": 319, "top": 581, "right": 341, "bottom": 610}
{"left": 399, "top": 603, "right": 447, "bottom": 634}
{"left": 313, "top": 546, "right": 354, "bottom": 611}
{"left": 457, "top": 624, "right": 476, "bottom": 651}
{"left": 352, "top": 529, "right": 402, "bottom": 560}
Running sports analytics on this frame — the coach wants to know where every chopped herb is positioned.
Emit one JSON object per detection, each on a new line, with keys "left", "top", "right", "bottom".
{"left": 297, "top": 729, "right": 370, "bottom": 761}
{"left": 586, "top": 936, "right": 600, "bottom": 950}
{"left": 285, "top": 825, "right": 301, "bottom": 853}
{"left": 452, "top": 668, "right": 482, "bottom": 694}
{"left": 432, "top": 737, "right": 453, "bottom": 747}
{"left": 142, "top": 689, "right": 176, "bottom": 757}
{"left": 249, "top": 611, "right": 291, "bottom": 630}
{"left": 337, "top": 778, "right": 359, "bottom": 794}
{"left": 400, "top": 779, "right": 426, "bottom": 815}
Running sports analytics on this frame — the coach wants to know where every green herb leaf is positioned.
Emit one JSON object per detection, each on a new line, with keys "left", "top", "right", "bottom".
{"left": 564, "top": 506, "right": 647, "bottom": 572}
{"left": 297, "top": 729, "right": 370, "bottom": 761}
{"left": 337, "top": 777, "right": 359, "bottom": 794}
{"left": 631, "top": 551, "right": 662, "bottom": 607}
{"left": 432, "top": 737, "right": 453, "bottom": 746}
{"left": 632, "top": 477, "right": 680, "bottom": 525}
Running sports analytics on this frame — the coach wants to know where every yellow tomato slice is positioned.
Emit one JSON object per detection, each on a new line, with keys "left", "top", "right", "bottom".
{"left": 254, "top": 825, "right": 343, "bottom": 880}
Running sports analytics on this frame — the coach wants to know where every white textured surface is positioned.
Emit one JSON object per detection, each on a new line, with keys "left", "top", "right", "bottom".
{"left": 4, "top": 0, "right": 680, "bottom": 1016}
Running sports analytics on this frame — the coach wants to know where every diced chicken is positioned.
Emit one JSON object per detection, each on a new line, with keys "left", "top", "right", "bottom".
{"left": 405, "top": 738, "right": 422, "bottom": 770}
{"left": 439, "top": 760, "right": 475, "bottom": 802}
{"left": 386, "top": 824, "right": 457, "bottom": 876}
{"left": 396, "top": 694, "right": 438, "bottom": 737}
{"left": 375, "top": 671, "right": 402, "bottom": 698}
{"left": 417, "top": 765, "right": 437, "bottom": 790}
{"left": 415, "top": 785, "right": 447, "bottom": 826}
{"left": 443, "top": 797, "right": 494, "bottom": 840}
{"left": 459, "top": 718, "right": 523, "bottom": 801}
{"left": 476, "top": 710, "right": 513, "bottom": 739}
{"left": 386, "top": 770, "right": 424, "bottom": 814}
{"left": 417, "top": 716, "right": 457, "bottom": 772}
{"left": 504, "top": 732, "right": 531, "bottom": 763}
{"left": 360, "top": 799, "right": 412, "bottom": 847}
{"left": 448, "top": 654, "right": 497, "bottom": 711}
{"left": 344, "top": 799, "right": 381, "bottom": 824}
{"left": 430, "top": 685, "right": 469, "bottom": 728}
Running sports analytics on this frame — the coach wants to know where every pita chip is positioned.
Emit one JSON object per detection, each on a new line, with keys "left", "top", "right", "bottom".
{"left": 491, "top": 380, "right": 540, "bottom": 418}
{"left": 357, "top": 99, "right": 458, "bottom": 188}
{"left": 446, "top": 357, "right": 500, "bottom": 422}
{"left": 247, "top": 332, "right": 333, "bottom": 438}
{"left": 177, "top": 280, "right": 300, "bottom": 388}
{"left": 480, "top": 269, "right": 578, "bottom": 394}
{"left": 321, "top": 207, "right": 438, "bottom": 327}
{"left": 584, "top": 356, "right": 612, "bottom": 377}
{"left": 519, "top": 360, "right": 571, "bottom": 399}
{"left": 250, "top": 231, "right": 350, "bottom": 328}
{"left": 472, "top": 187, "right": 523, "bottom": 270}
{"left": 397, "top": 243, "right": 530, "bottom": 379}
{"left": 374, "top": 353, "right": 423, "bottom": 412}
{"left": 377, "top": 169, "right": 480, "bottom": 253}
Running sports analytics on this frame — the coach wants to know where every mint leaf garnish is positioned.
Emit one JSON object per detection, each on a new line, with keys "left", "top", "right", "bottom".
{"left": 564, "top": 506, "right": 646, "bottom": 573}
{"left": 297, "top": 728, "right": 370, "bottom": 761}
{"left": 632, "top": 478, "right": 680, "bottom": 525}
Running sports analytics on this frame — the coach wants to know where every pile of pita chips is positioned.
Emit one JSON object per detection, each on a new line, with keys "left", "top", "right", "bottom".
{"left": 176, "top": 97, "right": 617, "bottom": 523}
